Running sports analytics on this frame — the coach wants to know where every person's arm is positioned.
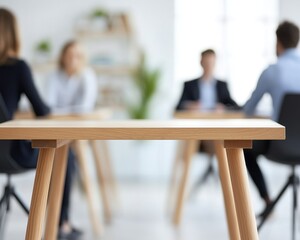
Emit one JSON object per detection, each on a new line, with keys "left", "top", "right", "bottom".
{"left": 19, "top": 60, "right": 50, "bottom": 117}
{"left": 243, "top": 67, "right": 273, "bottom": 116}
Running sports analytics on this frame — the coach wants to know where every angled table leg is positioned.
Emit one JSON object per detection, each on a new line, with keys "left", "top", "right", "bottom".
{"left": 173, "top": 140, "right": 198, "bottom": 225}
{"left": 44, "top": 144, "right": 69, "bottom": 240}
{"left": 25, "top": 148, "right": 56, "bottom": 240}
{"left": 224, "top": 140, "right": 259, "bottom": 240}
{"left": 214, "top": 140, "right": 240, "bottom": 240}
{"left": 98, "top": 140, "right": 119, "bottom": 208}
{"left": 91, "top": 140, "right": 112, "bottom": 224}
{"left": 167, "top": 140, "right": 184, "bottom": 215}
{"left": 74, "top": 140, "right": 102, "bottom": 235}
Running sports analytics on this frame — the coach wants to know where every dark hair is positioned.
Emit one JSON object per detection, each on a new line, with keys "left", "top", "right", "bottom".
{"left": 0, "top": 8, "right": 20, "bottom": 64}
{"left": 201, "top": 49, "right": 216, "bottom": 57}
{"left": 276, "top": 21, "right": 299, "bottom": 49}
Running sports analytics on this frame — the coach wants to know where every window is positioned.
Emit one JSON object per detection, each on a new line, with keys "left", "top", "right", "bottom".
{"left": 175, "top": 0, "right": 279, "bottom": 108}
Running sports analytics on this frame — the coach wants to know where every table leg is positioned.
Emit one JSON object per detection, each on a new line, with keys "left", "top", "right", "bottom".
{"left": 173, "top": 140, "right": 197, "bottom": 225}
{"left": 214, "top": 140, "right": 240, "bottom": 240}
{"left": 25, "top": 148, "right": 56, "bottom": 240}
{"left": 98, "top": 140, "right": 119, "bottom": 207}
{"left": 44, "top": 144, "right": 69, "bottom": 240}
{"left": 167, "top": 140, "right": 184, "bottom": 215}
{"left": 74, "top": 140, "right": 102, "bottom": 235}
{"left": 225, "top": 143, "right": 259, "bottom": 240}
{"left": 91, "top": 140, "right": 112, "bottom": 224}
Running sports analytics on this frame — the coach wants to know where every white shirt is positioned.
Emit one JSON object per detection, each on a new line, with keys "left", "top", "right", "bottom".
{"left": 199, "top": 78, "right": 217, "bottom": 110}
{"left": 46, "top": 68, "right": 98, "bottom": 114}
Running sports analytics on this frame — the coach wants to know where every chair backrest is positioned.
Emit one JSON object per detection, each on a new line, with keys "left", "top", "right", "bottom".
{"left": 266, "top": 93, "right": 300, "bottom": 165}
{"left": 0, "top": 94, "right": 24, "bottom": 174}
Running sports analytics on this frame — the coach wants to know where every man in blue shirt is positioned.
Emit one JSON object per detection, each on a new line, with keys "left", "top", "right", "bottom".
{"left": 243, "top": 21, "right": 300, "bottom": 216}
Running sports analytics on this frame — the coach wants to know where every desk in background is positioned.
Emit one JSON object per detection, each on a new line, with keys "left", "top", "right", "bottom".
{"left": 171, "top": 110, "right": 268, "bottom": 240}
{"left": 0, "top": 119, "right": 284, "bottom": 240}
{"left": 15, "top": 108, "right": 116, "bottom": 236}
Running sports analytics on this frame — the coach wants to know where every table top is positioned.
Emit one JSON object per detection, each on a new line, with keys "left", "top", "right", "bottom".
{"left": 0, "top": 119, "right": 285, "bottom": 141}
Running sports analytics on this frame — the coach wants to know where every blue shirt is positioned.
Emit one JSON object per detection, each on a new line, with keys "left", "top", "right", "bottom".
{"left": 199, "top": 78, "right": 217, "bottom": 110}
{"left": 244, "top": 49, "right": 300, "bottom": 120}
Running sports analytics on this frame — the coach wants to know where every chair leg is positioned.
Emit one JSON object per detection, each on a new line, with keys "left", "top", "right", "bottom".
{"left": 258, "top": 174, "right": 293, "bottom": 230}
{"left": 292, "top": 174, "right": 299, "bottom": 240}
{"left": 12, "top": 190, "right": 30, "bottom": 215}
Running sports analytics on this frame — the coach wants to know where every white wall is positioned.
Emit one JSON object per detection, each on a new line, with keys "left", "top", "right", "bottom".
{"left": 279, "top": 0, "right": 300, "bottom": 28}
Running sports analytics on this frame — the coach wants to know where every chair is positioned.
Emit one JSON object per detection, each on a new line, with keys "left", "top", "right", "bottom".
{"left": 0, "top": 94, "right": 29, "bottom": 238}
{"left": 258, "top": 93, "right": 300, "bottom": 240}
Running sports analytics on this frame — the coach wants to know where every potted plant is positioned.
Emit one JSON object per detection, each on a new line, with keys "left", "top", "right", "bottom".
{"left": 34, "top": 39, "right": 52, "bottom": 63}
{"left": 129, "top": 53, "right": 160, "bottom": 119}
{"left": 90, "top": 8, "right": 110, "bottom": 31}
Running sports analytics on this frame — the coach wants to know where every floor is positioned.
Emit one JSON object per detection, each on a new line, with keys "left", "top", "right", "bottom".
{"left": 0, "top": 155, "right": 299, "bottom": 240}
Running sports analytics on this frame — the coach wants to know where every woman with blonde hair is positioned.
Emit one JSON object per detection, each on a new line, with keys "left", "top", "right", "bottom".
{"left": 0, "top": 8, "right": 81, "bottom": 240}
{"left": 46, "top": 40, "right": 97, "bottom": 114}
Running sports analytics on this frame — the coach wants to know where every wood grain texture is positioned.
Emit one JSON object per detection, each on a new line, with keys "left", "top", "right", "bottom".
{"left": 45, "top": 145, "right": 69, "bottom": 240}
{"left": 226, "top": 146, "right": 259, "bottom": 240}
{"left": 214, "top": 141, "right": 240, "bottom": 240}
{"left": 25, "top": 148, "right": 56, "bottom": 240}
{"left": 0, "top": 119, "right": 285, "bottom": 140}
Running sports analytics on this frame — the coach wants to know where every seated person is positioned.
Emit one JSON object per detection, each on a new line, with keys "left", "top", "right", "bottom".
{"left": 0, "top": 8, "right": 81, "bottom": 239}
{"left": 243, "top": 21, "right": 300, "bottom": 216}
{"left": 46, "top": 40, "right": 98, "bottom": 114}
{"left": 176, "top": 49, "right": 240, "bottom": 111}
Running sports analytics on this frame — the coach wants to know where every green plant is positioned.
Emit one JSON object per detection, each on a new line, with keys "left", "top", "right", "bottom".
{"left": 90, "top": 8, "right": 109, "bottom": 19}
{"left": 35, "top": 40, "right": 51, "bottom": 53}
{"left": 129, "top": 53, "right": 160, "bottom": 119}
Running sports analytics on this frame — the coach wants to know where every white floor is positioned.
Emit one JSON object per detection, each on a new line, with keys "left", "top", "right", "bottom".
{"left": 0, "top": 155, "right": 299, "bottom": 240}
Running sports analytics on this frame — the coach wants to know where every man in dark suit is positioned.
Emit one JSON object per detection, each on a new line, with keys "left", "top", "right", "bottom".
{"left": 176, "top": 49, "right": 240, "bottom": 194}
{"left": 176, "top": 49, "right": 239, "bottom": 111}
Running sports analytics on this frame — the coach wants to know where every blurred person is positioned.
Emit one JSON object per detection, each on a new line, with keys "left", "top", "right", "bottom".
{"left": 46, "top": 40, "right": 98, "bottom": 114}
{"left": 176, "top": 49, "right": 240, "bottom": 111}
{"left": 243, "top": 21, "right": 300, "bottom": 217}
{"left": 0, "top": 8, "right": 81, "bottom": 240}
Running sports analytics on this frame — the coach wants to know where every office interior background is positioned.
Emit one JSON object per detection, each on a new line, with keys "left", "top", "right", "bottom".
{"left": 1, "top": 0, "right": 300, "bottom": 239}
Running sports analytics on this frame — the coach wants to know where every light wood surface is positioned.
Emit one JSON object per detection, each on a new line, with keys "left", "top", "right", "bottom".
{"left": 44, "top": 144, "right": 69, "bottom": 240}
{"left": 0, "top": 119, "right": 285, "bottom": 140}
{"left": 74, "top": 140, "right": 102, "bottom": 235}
{"left": 225, "top": 142, "right": 259, "bottom": 240}
{"left": 174, "top": 110, "right": 246, "bottom": 119}
{"left": 25, "top": 148, "right": 56, "bottom": 240}
{"left": 173, "top": 140, "right": 198, "bottom": 225}
{"left": 91, "top": 140, "right": 112, "bottom": 223}
{"left": 0, "top": 118, "right": 285, "bottom": 239}
{"left": 214, "top": 141, "right": 240, "bottom": 240}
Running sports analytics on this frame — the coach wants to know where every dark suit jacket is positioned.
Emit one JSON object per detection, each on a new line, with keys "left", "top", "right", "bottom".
{"left": 176, "top": 78, "right": 240, "bottom": 110}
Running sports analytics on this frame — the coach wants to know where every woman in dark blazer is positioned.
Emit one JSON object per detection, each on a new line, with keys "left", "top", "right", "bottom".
{"left": 0, "top": 8, "right": 81, "bottom": 240}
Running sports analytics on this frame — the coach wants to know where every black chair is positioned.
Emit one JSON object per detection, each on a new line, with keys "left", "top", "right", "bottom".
{"left": 258, "top": 93, "right": 300, "bottom": 240}
{"left": 0, "top": 94, "right": 29, "bottom": 238}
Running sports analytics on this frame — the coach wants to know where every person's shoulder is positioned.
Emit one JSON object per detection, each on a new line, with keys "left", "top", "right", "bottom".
{"left": 184, "top": 78, "right": 199, "bottom": 86}
{"left": 82, "top": 67, "right": 97, "bottom": 80}
{"left": 215, "top": 79, "right": 228, "bottom": 86}
{"left": 7, "top": 58, "right": 29, "bottom": 69}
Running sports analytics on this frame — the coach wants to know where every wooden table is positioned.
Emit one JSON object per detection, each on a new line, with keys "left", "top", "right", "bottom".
{"left": 172, "top": 110, "right": 267, "bottom": 240}
{"left": 0, "top": 119, "right": 284, "bottom": 240}
{"left": 14, "top": 109, "right": 116, "bottom": 236}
